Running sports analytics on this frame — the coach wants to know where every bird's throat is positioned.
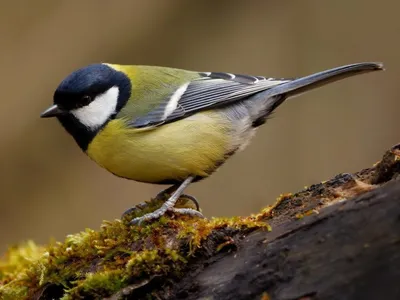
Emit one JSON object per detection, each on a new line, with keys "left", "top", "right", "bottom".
{"left": 57, "top": 114, "right": 102, "bottom": 152}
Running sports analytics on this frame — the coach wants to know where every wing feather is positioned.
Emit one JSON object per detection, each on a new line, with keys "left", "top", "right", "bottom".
{"left": 129, "top": 72, "right": 288, "bottom": 128}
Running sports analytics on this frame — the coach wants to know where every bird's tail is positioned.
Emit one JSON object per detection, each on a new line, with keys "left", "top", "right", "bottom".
{"left": 266, "top": 62, "right": 384, "bottom": 99}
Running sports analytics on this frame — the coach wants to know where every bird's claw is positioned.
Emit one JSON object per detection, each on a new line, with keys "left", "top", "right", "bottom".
{"left": 170, "top": 207, "right": 205, "bottom": 218}
{"left": 129, "top": 206, "right": 204, "bottom": 226}
{"left": 125, "top": 176, "right": 200, "bottom": 226}
{"left": 175, "top": 194, "right": 200, "bottom": 211}
{"left": 122, "top": 194, "right": 200, "bottom": 222}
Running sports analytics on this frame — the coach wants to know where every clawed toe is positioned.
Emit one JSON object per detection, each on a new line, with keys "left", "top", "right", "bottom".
{"left": 128, "top": 205, "right": 204, "bottom": 226}
{"left": 170, "top": 207, "right": 205, "bottom": 218}
{"left": 176, "top": 194, "right": 200, "bottom": 211}
{"left": 123, "top": 176, "right": 203, "bottom": 226}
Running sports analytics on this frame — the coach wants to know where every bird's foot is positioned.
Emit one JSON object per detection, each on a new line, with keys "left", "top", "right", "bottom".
{"left": 121, "top": 193, "right": 200, "bottom": 221}
{"left": 154, "top": 186, "right": 200, "bottom": 211}
{"left": 123, "top": 176, "right": 203, "bottom": 225}
{"left": 129, "top": 205, "right": 204, "bottom": 226}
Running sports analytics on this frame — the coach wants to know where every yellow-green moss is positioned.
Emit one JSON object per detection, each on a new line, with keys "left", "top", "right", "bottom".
{"left": 0, "top": 208, "right": 270, "bottom": 299}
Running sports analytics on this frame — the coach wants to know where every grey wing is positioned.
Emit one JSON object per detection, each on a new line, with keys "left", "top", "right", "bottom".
{"left": 129, "top": 72, "right": 289, "bottom": 128}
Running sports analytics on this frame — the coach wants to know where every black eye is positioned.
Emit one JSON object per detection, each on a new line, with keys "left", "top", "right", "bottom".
{"left": 81, "top": 95, "right": 92, "bottom": 105}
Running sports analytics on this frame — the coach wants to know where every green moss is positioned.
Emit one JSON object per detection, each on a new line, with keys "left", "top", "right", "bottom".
{"left": 0, "top": 207, "right": 270, "bottom": 299}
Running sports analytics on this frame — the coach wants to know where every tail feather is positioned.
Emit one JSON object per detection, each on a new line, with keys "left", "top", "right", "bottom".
{"left": 266, "top": 62, "right": 384, "bottom": 99}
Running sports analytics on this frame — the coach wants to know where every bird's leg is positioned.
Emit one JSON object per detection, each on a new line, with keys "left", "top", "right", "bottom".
{"left": 121, "top": 183, "right": 200, "bottom": 220}
{"left": 153, "top": 184, "right": 179, "bottom": 201}
{"left": 129, "top": 176, "right": 204, "bottom": 225}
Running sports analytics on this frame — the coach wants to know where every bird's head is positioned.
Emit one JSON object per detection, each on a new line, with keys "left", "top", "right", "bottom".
{"left": 41, "top": 63, "right": 131, "bottom": 150}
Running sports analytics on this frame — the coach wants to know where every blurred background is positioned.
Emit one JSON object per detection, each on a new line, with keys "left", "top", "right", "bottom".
{"left": 0, "top": 0, "right": 398, "bottom": 251}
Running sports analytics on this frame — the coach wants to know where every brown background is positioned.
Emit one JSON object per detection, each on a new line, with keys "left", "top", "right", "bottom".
{"left": 0, "top": 1, "right": 398, "bottom": 251}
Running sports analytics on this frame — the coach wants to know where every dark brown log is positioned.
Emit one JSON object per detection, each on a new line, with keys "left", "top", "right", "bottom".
{"left": 171, "top": 180, "right": 400, "bottom": 300}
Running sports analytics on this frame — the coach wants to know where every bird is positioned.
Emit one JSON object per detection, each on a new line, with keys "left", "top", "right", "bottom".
{"left": 40, "top": 62, "right": 383, "bottom": 224}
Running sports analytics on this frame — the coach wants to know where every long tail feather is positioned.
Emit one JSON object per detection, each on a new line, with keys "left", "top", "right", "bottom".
{"left": 266, "top": 62, "right": 384, "bottom": 99}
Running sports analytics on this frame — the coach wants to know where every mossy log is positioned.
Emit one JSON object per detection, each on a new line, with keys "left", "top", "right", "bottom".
{"left": 1, "top": 144, "right": 399, "bottom": 300}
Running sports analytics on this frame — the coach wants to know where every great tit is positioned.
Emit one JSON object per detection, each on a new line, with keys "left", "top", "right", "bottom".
{"left": 40, "top": 62, "right": 383, "bottom": 224}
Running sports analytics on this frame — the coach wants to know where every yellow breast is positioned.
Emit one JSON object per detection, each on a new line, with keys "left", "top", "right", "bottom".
{"left": 86, "top": 111, "right": 232, "bottom": 183}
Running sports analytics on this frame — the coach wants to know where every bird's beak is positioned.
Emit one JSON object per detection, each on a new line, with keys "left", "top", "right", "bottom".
{"left": 40, "top": 104, "right": 64, "bottom": 118}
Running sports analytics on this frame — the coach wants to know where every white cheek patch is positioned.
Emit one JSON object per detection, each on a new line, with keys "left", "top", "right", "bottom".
{"left": 72, "top": 86, "right": 119, "bottom": 130}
